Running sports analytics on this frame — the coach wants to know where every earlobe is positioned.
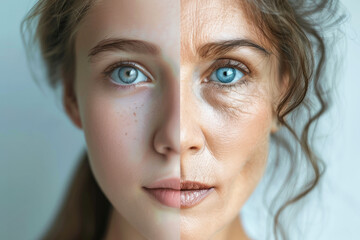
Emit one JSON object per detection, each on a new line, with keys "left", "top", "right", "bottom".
{"left": 62, "top": 80, "right": 82, "bottom": 129}
{"left": 270, "top": 118, "right": 279, "bottom": 134}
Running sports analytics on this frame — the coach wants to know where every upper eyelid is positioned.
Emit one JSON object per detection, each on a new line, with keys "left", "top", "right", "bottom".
{"left": 213, "top": 59, "right": 250, "bottom": 73}
{"left": 202, "top": 59, "right": 250, "bottom": 80}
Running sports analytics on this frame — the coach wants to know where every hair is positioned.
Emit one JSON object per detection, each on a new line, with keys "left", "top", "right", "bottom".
{"left": 243, "top": 0, "right": 344, "bottom": 239}
{"left": 21, "top": 0, "right": 111, "bottom": 239}
{"left": 21, "top": 0, "right": 344, "bottom": 239}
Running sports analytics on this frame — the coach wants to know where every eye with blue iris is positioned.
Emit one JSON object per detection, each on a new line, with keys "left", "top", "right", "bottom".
{"left": 209, "top": 67, "right": 245, "bottom": 84}
{"left": 109, "top": 63, "right": 150, "bottom": 86}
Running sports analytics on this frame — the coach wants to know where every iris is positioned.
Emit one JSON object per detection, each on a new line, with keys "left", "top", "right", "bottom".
{"left": 210, "top": 67, "right": 244, "bottom": 84}
{"left": 110, "top": 66, "right": 148, "bottom": 85}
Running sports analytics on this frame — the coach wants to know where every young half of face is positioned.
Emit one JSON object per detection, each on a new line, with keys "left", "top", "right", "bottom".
{"left": 65, "top": 0, "right": 180, "bottom": 239}
{"left": 180, "top": 0, "right": 284, "bottom": 239}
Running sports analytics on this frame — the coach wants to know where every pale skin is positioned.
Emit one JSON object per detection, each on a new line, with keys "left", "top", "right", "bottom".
{"left": 63, "top": 0, "right": 283, "bottom": 240}
{"left": 64, "top": 0, "right": 180, "bottom": 239}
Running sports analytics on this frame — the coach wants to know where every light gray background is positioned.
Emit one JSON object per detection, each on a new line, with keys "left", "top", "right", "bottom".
{"left": 0, "top": 0, "right": 359, "bottom": 239}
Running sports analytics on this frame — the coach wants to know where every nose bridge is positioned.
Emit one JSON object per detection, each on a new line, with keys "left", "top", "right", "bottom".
{"left": 164, "top": 73, "right": 180, "bottom": 151}
{"left": 165, "top": 74, "right": 180, "bottom": 137}
{"left": 153, "top": 70, "right": 180, "bottom": 157}
{"left": 180, "top": 66, "right": 204, "bottom": 154}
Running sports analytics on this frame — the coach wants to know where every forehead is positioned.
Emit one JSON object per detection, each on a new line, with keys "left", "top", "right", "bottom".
{"left": 181, "top": 0, "right": 266, "bottom": 61}
{"left": 76, "top": 0, "right": 180, "bottom": 59}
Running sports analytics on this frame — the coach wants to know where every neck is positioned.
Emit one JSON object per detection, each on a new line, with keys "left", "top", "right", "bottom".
{"left": 103, "top": 209, "right": 146, "bottom": 240}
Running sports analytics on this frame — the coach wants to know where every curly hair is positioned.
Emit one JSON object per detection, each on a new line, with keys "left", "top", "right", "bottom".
{"left": 242, "top": 0, "right": 344, "bottom": 239}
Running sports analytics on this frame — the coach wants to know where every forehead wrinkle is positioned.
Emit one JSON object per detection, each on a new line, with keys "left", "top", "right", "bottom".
{"left": 181, "top": 0, "right": 260, "bottom": 63}
{"left": 181, "top": 0, "right": 201, "bottom": 63}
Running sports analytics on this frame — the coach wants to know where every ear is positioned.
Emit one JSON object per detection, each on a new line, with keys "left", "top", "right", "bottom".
{"left": 62, "top": 79, "right": 82, "bottom": 129}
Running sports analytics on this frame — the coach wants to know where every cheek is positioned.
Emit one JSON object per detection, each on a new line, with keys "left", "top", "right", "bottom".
{"left": 201, "top": 85, "right": 273, "bottom": 165}
{"left": 78, "top": 87, "right": 158, "bottom": 197}
{"left": 200, "top": 84, "right": 273, "bottom": 206}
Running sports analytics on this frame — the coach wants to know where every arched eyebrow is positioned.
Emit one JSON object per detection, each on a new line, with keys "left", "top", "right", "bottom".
{"left": 197, "top": 39, "right": 271, "bottom": 59}
{"left": 88, "top": 38, "right": 160, "bottom": 61}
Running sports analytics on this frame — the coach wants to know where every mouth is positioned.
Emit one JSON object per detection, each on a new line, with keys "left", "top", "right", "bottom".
{"left": 143, "top": 178, "right": 180, "bottom": 208}
{"left": 143, "top": 179, "right": 214, "bottom": 209}
{"left": 180, "top": 181, "right": 214, "bottom": 208}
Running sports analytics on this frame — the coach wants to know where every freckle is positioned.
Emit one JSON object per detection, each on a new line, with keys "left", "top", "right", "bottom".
{"left": 135, "top": 120, "right": 138, "bottom": 123}
{"left": 125, "top": 132, "right": 128, "bottom": 136}
{"left": 133, "top": 112, "right": 136, "bottom": 116}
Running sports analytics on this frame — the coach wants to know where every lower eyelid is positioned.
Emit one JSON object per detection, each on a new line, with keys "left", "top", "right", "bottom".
{"left": 205, "top": 77, "right": 250, "bottom": 91}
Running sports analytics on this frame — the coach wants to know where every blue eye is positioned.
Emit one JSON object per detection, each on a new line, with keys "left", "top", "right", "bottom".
{"left": 209, "top": 67, "right": 244, "bottom": 84}
{"left": 110, "top": 66, "right": 148, "bottom": 85}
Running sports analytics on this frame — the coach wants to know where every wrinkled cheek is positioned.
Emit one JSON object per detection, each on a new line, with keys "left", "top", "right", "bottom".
{"left": 200, "top": 91, "right": 272, "bottom": 208}
{"left": 201, "top": 88, "right": 273, "bottom": 163}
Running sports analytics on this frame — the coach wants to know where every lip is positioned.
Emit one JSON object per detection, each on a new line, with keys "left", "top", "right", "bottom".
{"left": 180, "top": 181, "right": 214, "bottom": 208}
{"left": 143, "top": 178, "right": 180, "bottom": 208}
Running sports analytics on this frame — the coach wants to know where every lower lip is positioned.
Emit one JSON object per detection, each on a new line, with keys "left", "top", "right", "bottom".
{"left": 144, "top": 188, "right": 180, "bottom": 208}
{"left": 180, "top": 188, "right": 214, "bottom": 208}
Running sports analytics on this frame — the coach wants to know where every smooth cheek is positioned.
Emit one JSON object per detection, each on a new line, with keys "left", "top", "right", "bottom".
{"left": 77, "top": 80, "right": 157, "bottom": 205}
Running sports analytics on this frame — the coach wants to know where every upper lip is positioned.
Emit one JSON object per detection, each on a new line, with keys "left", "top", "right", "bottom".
{"left": 144, "top": 178, "right": 180, "bottom": 190}
{"left": 181, "top": 181, "right": 213, "bottom": 190}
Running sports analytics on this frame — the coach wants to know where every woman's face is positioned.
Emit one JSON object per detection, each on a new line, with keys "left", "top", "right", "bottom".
{"left": 180, "top": 0, "right": 281, "bottom": 239}
{"left": 67, "top": 0, "right": 281, "bottom": 239}
{"left": 71, "top": 0, "right": 180, "bottom": 239}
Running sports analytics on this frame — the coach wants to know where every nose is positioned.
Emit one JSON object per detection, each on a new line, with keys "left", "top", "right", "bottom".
{"left": 153, "top": 75, "right": 180, "bottom": 158}
{"left": 180, "top": 71, "right": 205, "bottom": 155}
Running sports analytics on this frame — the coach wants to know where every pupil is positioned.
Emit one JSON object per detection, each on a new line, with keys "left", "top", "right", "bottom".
{"left": 119, "top": 67, "right": 138, "bottom": 83}
{"left": 216, "top": 68, "right": 235, "bottom": 83}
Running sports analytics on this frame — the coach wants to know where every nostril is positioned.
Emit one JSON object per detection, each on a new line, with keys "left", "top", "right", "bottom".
{"left": 189, "top": 146, "right": 198, "bottom": 150}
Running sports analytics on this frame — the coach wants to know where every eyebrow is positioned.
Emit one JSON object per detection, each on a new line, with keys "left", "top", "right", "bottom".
{"left": 197, "top": 39, "right": 271, "bottom": 59}
{"left": 88, "top": 38, "right": 160, "bottom": 61}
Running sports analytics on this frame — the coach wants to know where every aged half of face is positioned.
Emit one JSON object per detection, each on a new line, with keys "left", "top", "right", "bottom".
{"left": 65, "top": 0, "right": 180, "bottom": 239}
{"left": 180, "top": 0, "right": 282, "bottom": 239}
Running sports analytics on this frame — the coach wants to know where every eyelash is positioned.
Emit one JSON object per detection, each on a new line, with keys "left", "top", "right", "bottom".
{"left": 102, "top": 61, "right": 153, "bottom": 89}
{"left": 203, "top": 59, "right": 251, "bottom": 89}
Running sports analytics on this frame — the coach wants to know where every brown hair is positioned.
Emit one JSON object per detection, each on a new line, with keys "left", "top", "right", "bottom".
{"left": 243, "top": 0, "right": 344, "bottom": 239}
{"left": 22, "top": 0, "right": 344, "bottom": 239}
{"left": 41, "top": 152, "right": 111, "bottom": 240}
{"left": 21, "top": 0, "right": 111, "bottom": 239}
